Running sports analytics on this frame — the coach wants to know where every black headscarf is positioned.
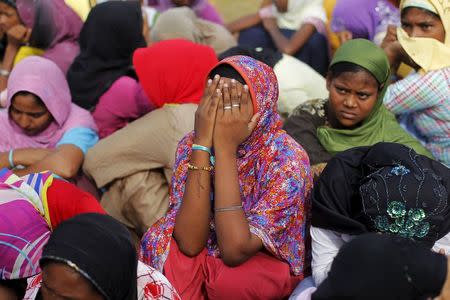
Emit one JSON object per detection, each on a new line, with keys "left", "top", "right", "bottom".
{"left": 0, "top": 0, "right": 16, "bottom": 8}
{"left": 313, "top": 233, "right": 447, "bottom": 300}
{"left": 312, "top": 142, "right": 450, "bottom": 247}
{"left": 40, "top": 213, "right": 138, "bottom": 300}
{"left": 218, "top": 45, "right": 283, "bottom": 69}
{"left": 67, "top": 1, "right": 146, "bottom": 110}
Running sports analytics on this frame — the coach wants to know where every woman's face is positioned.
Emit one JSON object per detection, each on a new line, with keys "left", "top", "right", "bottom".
{"left": 41, "top": 262, "right": 104, "bottom": 300}
{"left": 401, "top": 7, "right": 446, "bottom": 43}
{"left": 327, "top": 70, "right": 379, "bottom": 129}
{"left": 0, "top": 3, "right": 20, "bottom": 33}
{"left": 9, "top": 93, "right": 53, "bottom": 136}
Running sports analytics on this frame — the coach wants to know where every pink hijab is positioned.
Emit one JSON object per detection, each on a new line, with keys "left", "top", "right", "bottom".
{"left": 0, "top": 56, "right": 97, "bottom": 152}
{"left": 16, "top": 0, "right": 83, "bottom": 74}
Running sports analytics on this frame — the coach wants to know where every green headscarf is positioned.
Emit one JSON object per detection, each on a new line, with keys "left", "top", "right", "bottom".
{"left": 317, "top": 39, "right": 432, "bottom": 158}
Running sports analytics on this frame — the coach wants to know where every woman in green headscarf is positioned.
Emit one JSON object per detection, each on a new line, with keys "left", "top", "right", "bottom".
{"left": 283, "top": 38, "right": 431, "bottom": 179}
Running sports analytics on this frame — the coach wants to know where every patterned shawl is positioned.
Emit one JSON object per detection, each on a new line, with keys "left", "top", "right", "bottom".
{"left": 140, "top": 56, "right": 313, "bottom": 276}
{"left": 0, "top": 169, "right": 54, "bottom": 280}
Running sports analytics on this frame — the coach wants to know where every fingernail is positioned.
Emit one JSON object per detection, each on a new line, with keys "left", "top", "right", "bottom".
{"left": 207, "top": 79, "right": 212, "bottom": 85}
{"left": 214, "top": 74, "right": 220, "bottom": 79}
{"left": 231, "top": 79, "right": 236, "bottom": 84}
{"left": 244, "top": 85, "right": 249, "bottom": 90}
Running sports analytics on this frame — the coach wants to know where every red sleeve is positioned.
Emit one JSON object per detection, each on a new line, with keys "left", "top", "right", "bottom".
{"left": 47, "top": 179, "right": 106, "bottom": 229}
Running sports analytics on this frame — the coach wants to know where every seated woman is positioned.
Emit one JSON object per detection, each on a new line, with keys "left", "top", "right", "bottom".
{"left": 0, "top": 169, "right": 105, "bottom": 299}
{"left": 67, "top": 1, "right": 149, "bottom": 139}
{"left": 140, "top": 56, "right": 312, "bottom": 299}
{"left": 22, "top": 213, "right": 180, "bottom": 300}
{"left": 146, "top": 0, "right": 223, "bottom": 24}
{"left": 283, "top": 39, "right": 430, "bottom": 180}
{"left": 312, "top": 233, "right": 450, "bottom": 300}
{"left": 83, "top": 40, "right": 217, "bottom": 237}
{"left": 14, "top": 0, "right": 82, "bottom": 74}
{"left": 219, "top": 46, "right": 328, "bottom": 117}
{"left": 331, "top": 0, "right": 400, "bottom": 45}
{"left": 382, "top": 0, "right": 450, "bottom": 168}
{"left": 151, "top": 7, "right": 237, "bottom": 55}
{"left": 0, "top": 56, "right": 98, "bottom": 180}
{"left": 228, "top": 0, "right": 329, "bottom": 75}
{"left": 310, "top": 142, "right": 450, "bottom": 287}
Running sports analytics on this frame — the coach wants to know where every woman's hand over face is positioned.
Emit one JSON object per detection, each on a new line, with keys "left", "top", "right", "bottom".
{"left": 194, "top": 75, "right": 222, "bottom": 148}
{"left": 213, "top": 79, "right": 259, "bottom": 152}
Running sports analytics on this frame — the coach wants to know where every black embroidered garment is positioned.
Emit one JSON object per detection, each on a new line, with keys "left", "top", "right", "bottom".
{"left": 312, "top": 142, "right": 450, "bottom": 247}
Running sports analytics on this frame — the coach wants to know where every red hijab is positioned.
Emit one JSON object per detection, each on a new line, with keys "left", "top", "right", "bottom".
{"left": 133, "top": 39, "right": 218, "bottom": 108}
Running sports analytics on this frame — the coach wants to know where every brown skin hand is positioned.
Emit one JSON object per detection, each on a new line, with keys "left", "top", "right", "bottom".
{"left": 174, "top": 75, "right": 262, "bottom": 266}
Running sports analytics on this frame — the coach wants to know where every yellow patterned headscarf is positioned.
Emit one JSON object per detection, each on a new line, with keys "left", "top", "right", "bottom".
{"left": 398, "top": 0, "right": 450, "bottom": 72}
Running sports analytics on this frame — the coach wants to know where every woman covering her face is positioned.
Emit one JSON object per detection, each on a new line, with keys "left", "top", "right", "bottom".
{"left": 283, "top": 39, "right": 430, "bottom": 180}
{"left": 140, "top": 55, "right": 312, "bottom": 299}
{"left": 382, "top": 0, "right": 450, "bottom": 168}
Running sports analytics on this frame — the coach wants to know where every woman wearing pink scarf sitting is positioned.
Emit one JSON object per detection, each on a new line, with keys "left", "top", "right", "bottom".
{"left": 0, "top": 56, "right": 98, "bottom": 179}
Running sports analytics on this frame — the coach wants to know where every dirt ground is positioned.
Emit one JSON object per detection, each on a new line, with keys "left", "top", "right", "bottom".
{"left": 209, "top": 0, "right": 262, "bottom": 23}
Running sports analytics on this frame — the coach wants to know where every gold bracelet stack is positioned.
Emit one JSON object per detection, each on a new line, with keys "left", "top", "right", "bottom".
{"left": 187, "top": 162, "right": 214, "bottom": 172}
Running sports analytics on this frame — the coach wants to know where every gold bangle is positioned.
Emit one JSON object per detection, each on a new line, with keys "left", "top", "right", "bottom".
{"left": 215, "top": 205, "right": 243, "bottom": 213}
{"left": 187, "top": 162, "right": 213, "bottom": 172}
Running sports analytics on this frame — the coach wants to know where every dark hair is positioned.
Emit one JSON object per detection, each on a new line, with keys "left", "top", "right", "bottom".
{"left": 209, "top": 64, "right": 246, "bottom": 85}
{"left": 219, "top": 46, "right": 282, "bottom": 68}
{"left": 0, "top": 279, "right": 27, "bottom": 299}
{"left": 0, "top": 0, "right": 17, "bottom": 9}
{"left": 401, "top": 6, "right": 441, "bottom": 20}
{"left": 12, "top": 91, "right": 46, "bottom": 108}
{"left": 328, "top": 62, "right": 381, "bottom": 89}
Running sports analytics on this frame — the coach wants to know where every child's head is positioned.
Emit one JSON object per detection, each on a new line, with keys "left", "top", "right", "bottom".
{"left": 326, "top": 39, "right": 389, "bottom": 129}
{"left": 327, "top": 62, "right": 381, "bottom": 129}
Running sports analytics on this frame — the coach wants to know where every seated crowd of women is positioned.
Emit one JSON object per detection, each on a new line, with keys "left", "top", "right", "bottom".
{"left": 0, "top": 0, "right": 449, "bottom": 299}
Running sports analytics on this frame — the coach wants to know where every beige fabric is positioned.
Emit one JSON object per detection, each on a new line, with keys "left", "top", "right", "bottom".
{"left": 83, "top": 104, "right": 197, "bottom": 235}
{"left": 151, "top": 7, "right": 237, "bottom": 54}
{"left": 275, "top": 54, "right": 328, "bottom": 115}
{"left": 398, "top": 0, "right": 450, "bottom": 72}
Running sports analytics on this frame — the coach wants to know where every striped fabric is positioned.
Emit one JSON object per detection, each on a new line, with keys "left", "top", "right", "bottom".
{"left": 384, "top": 68, "right": 450, "bottom": 167}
